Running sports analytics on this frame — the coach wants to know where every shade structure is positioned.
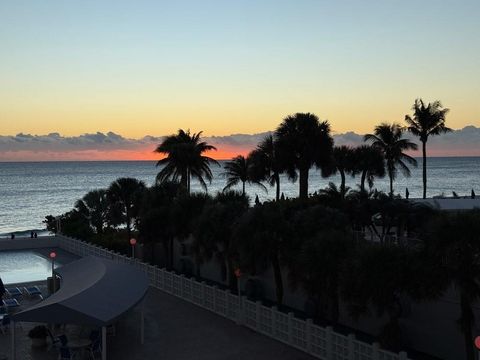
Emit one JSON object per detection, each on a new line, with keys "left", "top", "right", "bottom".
{"left": 13, "top": 256, "right": 149, "bottom": 326}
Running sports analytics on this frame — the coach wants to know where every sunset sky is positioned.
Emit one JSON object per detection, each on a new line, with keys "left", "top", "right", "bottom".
{"left": 1, "top": 1, "right": 479, "bottom": 160}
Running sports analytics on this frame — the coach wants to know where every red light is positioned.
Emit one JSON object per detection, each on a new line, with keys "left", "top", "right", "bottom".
{"left": 475, "top": 336, "right": 480, "bottom": 350}
{"left": 130, "top": 238, "right": 137, "bottom": 246}
{"left": 49, "top": 252, "right": 57, "bottom": 259}
{"left": 234, "top": 268, "right": 242, "bottom": 278}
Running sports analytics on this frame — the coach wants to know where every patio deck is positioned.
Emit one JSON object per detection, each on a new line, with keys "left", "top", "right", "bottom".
{"left": 1, "top": 286, "right": 314, "bottom": 360}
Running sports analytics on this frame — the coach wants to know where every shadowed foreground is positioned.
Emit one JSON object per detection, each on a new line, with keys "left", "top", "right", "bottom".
{"left": 0, "top": 287, "right": 314, "bottom": 360}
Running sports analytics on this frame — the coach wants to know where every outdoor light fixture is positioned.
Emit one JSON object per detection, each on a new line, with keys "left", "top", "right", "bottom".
{"left": 50, "top": 251, "right": 57, "bottom": 293}
{"left": 130, "top": 238, "right": 137, "bottom": 259}
{"left": 475, "top": 336, "right": 480, "bottom": 351}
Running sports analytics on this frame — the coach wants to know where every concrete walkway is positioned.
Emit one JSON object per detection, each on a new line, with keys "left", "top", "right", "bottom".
{"left": 109, "top": 287, "right": 315, "bottom": 360}
{"left": 1, "top": 287, "right": 315, "bottom": 360}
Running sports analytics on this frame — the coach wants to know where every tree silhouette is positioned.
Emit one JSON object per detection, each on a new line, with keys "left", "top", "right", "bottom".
{"left": 275, "top": 113, "right": 333, "bottom": 199}
{"left": 352, "top": 145, "right": 386, "bottom": 192}
{"left": 155, "top": 129, "right": 219, "bottom": 194}
{"left": 74, "top": 189, "right": 110, "bottom": 234}
{"left": 107, "top": 177, "right": 146, "bottom": 240}
{"left": 221, "top": 155, "right": 266, "bottom": 196}
{"left": 193, "top": 191, "right": 249, "bottom": 290}
{"left": 424, "top": 210, "right": 480, "bottom": 360}
{"left": 405, "top": 99, "right": 451, "bottom": 199}
{"left": 330, "top": 145, "right": 356, "bottom": 197}
{"left": 248, "top": 135, "right": 283, "bottom": 201}
{"left": 364, "top": 123, "right": 417, "bottom": 196}
{"left": 233, "top": 201, "right": 295, "bottom": 305}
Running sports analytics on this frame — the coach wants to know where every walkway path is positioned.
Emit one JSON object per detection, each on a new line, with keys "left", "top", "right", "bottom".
{"left": 1, "top": 286, "right": 314, "bottom": 360}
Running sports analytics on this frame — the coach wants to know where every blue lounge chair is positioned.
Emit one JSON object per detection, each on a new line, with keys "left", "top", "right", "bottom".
{"left": 2, "top": 298, "right": 19, "bottom": 309}
{"left": 5, "top": 287, "right": 22, "bottom": 298}
{"left": 24, "top": 286, "right": 43, "bottom": 299}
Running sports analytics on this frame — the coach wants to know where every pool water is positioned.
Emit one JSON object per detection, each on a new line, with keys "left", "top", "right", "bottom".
{"left": 0, "top": 250, "right": 62, "bottom": 285}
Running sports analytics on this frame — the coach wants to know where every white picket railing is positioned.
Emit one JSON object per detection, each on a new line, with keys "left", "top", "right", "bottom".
{"left": 56, "top": 235, "right": 410, "bottom": 360}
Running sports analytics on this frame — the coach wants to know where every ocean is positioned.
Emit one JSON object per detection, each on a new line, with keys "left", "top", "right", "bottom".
{"left": 0, "top": 158, "right": 479, "bottom": 235}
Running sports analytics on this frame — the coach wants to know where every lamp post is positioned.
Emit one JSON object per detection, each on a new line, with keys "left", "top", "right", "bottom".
{"left": 130, "top": 238, "right": 137, "bottom": 259}
{"left": 234, "top": 268, "right": 242, "bottom": 325}
{"left": 49, "top": 251, "right": 57, "bottom": 293}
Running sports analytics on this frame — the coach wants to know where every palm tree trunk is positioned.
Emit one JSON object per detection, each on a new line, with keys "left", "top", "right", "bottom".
{"left": 126, "top": 206, "right": 131, "bottom": 240}
{"left": 242, "top": 181, "right": 246, "bottom": 196}
{"left": 360, "top": 171, "right": 367, "bottom": 192}
{"left": 275, "top": 174, "right": 280, "bottom": 201}
{"left": 271, "top": 253, "right": 284, "bottom": 305}
{"left": 340, "top": 170, "right": 346, "bottom": 197}
{"left": 422, "top": 140, "right": 427, "bottom": 199}
{"left": 299, "top": 167, "right": 309, "bottom": 199}
{"left": 389, "top": 171, "right": 394, "bottom": 197}
{"left": 460, "top": 290, "right": 475, "bottom": 360}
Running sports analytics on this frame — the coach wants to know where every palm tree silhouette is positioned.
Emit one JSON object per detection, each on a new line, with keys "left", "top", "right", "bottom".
{"left": 248, "top": 135, "right": 283, "bottom": 200}
{"left": 155, "top": 129, "right": 219, "bottom": 194}
{"left": 275, "top": 113, "right": 334, "bottom": 199}
{"left": 221, "top": 155, "right": 266, "bottom": 196}
{"left": 74, "top": 189, "right": 110, "bottom": 234}
{"left": 107, "top": 177, "right": 146, "bottom": 240}
{"left": 405, "top": 99, "right": 451, "bottom": 199}
{"left": 331, "top": 145, "right": 356, "bottom": 197}
{"left": 352, "top": 145, "right": 386, "bottom": 192}
{"left": 425, "top": 210, "right": 480, "bottom": 360}
{"left": 364, "top": 123, "right": 417, "bottom": 196}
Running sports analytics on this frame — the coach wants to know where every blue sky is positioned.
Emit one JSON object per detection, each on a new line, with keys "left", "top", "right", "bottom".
{"left": 0, "top": 0, "right": 479, "bottom": 146}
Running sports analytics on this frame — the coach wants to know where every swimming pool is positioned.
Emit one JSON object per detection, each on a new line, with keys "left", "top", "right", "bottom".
{"left": 0, "top": 250, "right": 62, "bottom": 285}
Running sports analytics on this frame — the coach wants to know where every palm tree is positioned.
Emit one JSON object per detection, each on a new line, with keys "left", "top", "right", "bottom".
{"left": 405, "top": 99, "right": 451, "bottom": 199}
{"left": 107, "top": 177, "right": 146, "bottom": 239}
{"left": 233, "top": 201, "right": 294, "bottom": 305}
{"left": 291, "top": 229, "right": 354, "bottom": 323}
{"left": 331, "top": 145, "right": 356, "bottom": 197}
{"left": 364, "top": 123, "right": 417, "bottom": 196}
{"left": 137, "top": 181, "right": 180, "bottom": 268}
{"left": 74, "top": 189, "right": 110, "bottom": 234}
{"left": 221, "top": 155, "right": 266, "bottom": 196}
{"left": 155, "top": 129, "right": 219, "bottom": 194}
{"left": 318, "top": 182, "right": 350, "bottom": 204}
{"left": 352, "top": 145, "right": 386, "bottom": 192}
{"left": 248, "top": 135, "right": 283, "bottom": 201}
{"left": 275, "top": 113, "right": 334, "bottom": 199}
{"left": 424, "top": 210, "right": 480, "bottom": 360}
{"left": 193, "top": 191, "right": 250, "bottom": 290}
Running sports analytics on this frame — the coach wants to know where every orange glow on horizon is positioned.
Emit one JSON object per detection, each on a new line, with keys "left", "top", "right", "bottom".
{"left": 0, "top": 145, "right": 254, "bottom": 162}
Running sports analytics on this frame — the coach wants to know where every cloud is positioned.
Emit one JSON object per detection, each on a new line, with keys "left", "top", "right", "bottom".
{"left": 0, "top": 126, "right": 479, "bottom": 161}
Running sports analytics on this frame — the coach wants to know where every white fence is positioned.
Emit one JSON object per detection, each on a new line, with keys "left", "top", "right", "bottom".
{"left": 57, "top": 235, "right": 410, "bottom": 360}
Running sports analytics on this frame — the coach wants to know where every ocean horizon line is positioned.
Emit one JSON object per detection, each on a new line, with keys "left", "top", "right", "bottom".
{"left": 2, "top": 154, "right": 480, "bottom": 164}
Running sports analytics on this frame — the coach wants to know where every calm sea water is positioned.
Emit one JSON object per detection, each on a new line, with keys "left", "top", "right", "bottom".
{"left": 0, "top": 158, "right": 479, "bottom": 234}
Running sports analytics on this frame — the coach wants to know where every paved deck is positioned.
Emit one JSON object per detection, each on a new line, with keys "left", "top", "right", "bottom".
{"left": 1, "top": 286, "right": 314, "bottom": 360}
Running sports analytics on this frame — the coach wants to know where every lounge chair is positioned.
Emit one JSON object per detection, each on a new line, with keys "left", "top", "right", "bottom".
{"left": 24, "top": 286, "right": 43, "bottom": 299}
{"left": 2, "top": 298, "right": 19, "bottom": 309}
{"left": 5, "top": 287, "right": 22, "bottom": 298}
